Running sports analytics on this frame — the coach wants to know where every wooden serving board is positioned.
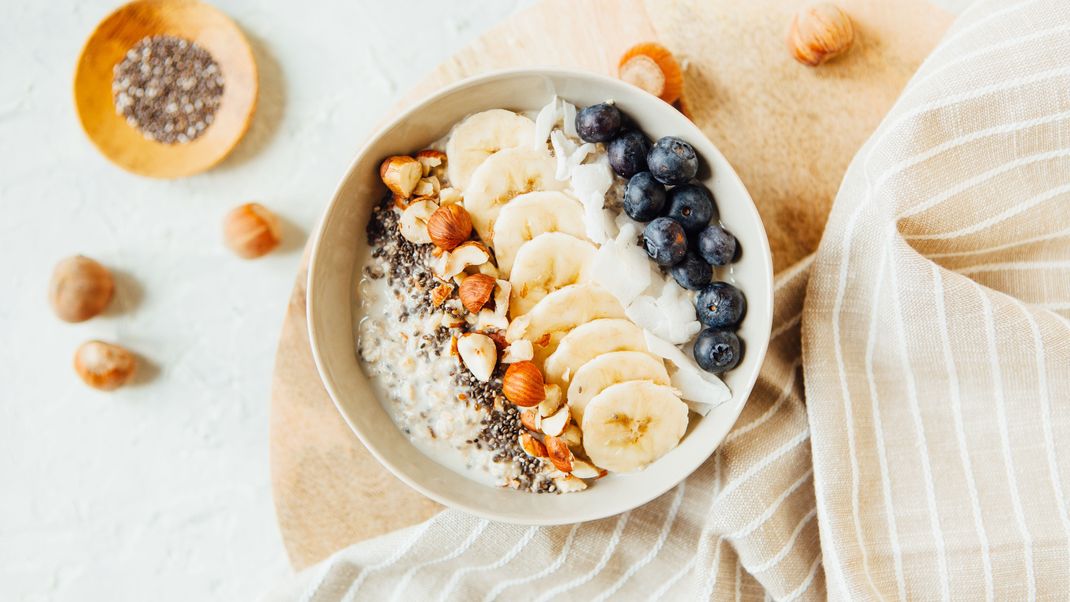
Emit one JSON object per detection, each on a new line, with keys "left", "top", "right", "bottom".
{"left": 270, "top": 0, "right": 953, "bottom": 569}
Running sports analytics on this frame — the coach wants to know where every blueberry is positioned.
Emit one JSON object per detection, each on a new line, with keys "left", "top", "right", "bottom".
{"left": 607, "top": 130, "right": 650, "bottom": 178}
{"left": 696, "top": 281, "right": 746, "bottom": 328}
{"left": 643, "top": 217, "right": 688, "bottom": 266}
{"left": 693, "top": 328, "right": 742, "bottom": 373}
{"left": 697, "top": 224, "right": 737, "bottom": 266}
{"left": 623, "top": 172, "right": 666, "bottom": 221}
{"left": 576, "top": 102, "right": 622, "bottom": 143}
{"left": 670, "top": 252, "right": 712, "bottom": 290}
{"left": 647, "top": 136, "right": 699, "bottom": 185}
{"left": 666, "top": 183, "right": 716, "bottom": 234}
{"left": 618, "top": 111, "right": 639, "bottom": 132}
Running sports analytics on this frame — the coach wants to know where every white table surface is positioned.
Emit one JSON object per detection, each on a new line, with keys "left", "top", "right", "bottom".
{"left": 0, "top": 0, "right": 967, "bottom": 600}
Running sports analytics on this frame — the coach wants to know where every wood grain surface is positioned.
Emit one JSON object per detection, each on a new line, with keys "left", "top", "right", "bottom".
{"left": 270, "top": 0, "right": 953, "bottom": 569}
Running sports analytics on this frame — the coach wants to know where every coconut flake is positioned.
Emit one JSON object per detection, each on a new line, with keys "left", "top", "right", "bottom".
{"left": 626, "top": 281, "right": 700, "bottom": 344}
{"left": 533, "top": 96, "right": 561, "bottom": 150}
{"left": 571, "top": 160, "right": 615, "bottom": 244}
{"left": 551, "top": 130, "right": 576, "bottom": 180}
{"left": 562, "top": 100, "right": 578, "bottom": 138}
{"left": 644, "top": 330, "right": 731, "bottom": 406}
{"left": 591, "top": 223, "right": 650, "bottom": 306}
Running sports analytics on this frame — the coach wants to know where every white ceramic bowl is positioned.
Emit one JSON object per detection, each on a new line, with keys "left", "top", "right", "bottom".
{"left": 307, "top": 69, "right": 773, "bottom": 525}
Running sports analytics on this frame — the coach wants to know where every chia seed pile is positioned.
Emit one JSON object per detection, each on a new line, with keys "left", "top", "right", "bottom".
{"left": 365, "top": 195, "right": 555, "bottom": 493}
{"left": 112, "top": 35, "right": 224, "bottom": 144}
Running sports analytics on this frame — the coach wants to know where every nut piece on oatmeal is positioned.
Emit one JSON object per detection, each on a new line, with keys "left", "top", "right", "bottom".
{"left": 476, "top": 279, "right": 511, "bottom": 332}
{"left": 458, "top": 273, "right": 496, "bottom": 313}
{"left": 439, "top": 187, "right": 463, "bottom": 205}
{"left": 519, "top": 432, "right": 548, "bottom": 458}
{"left": 399, "top": 199, "right": 438, "bottom": 244}
{"left": 520, "top": 409, "right": 540, "bottom": 432}
{"left": 414, "top": 175, "right": 441, "bottom": 197}
{"left": 415, "top": 149, "right": 447, "bottom": 178}
{"left": 555, "top": 474, "right": 588, "bottom": 493}
{"left": 571, "top": 459, "right": 607, "bottom": 480}
{"left": 538, "top": 384, "right": 564, "bottom": 417}
{"left": 457, "top": 332, "right": 497, "bottom": 382}
{"left": 380, "top": 155, "right": 422, "bottom": 198}
{"left": 544, "top": 435, "right": 574, "bottom": 472}
{"left": 427, "top": 203, "right": 473, "bottom": 251}
{"left": 432, "top": 241, "right": 492, "bottom": 281}
{"left": 540, "top": 404, "right": 571, "bottom": 437}
{"left": 559, "top": 423, "right": 583, "bottom": 451}
{"left": 502, "top": 361, "right": 546, "bottom": 407}
{"left": 430, "top": 283, "right": 454, "bottom": 307}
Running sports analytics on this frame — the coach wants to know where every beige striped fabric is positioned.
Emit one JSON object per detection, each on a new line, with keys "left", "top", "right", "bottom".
{"left": 268, "top": 1, "right": 1070, "bottom": 599}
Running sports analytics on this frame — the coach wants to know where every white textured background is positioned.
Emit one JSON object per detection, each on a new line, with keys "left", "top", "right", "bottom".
{"left": 0, "top": 0, "right": 968, "bottom": 600}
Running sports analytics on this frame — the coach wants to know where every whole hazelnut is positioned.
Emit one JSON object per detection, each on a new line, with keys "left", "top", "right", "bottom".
{"left": 787, "top": 3, "right": 855, "bottom": 67}
{"left": 457, "top": 273, "right": 496, "bottom": 314}
{"left": 502, "top": 361, "right": 546, "bottom": 407}
{"left": 49, "top": 255, "right": 115, "bottom": 322}
{"left": 426, "top": 204, "right": 473, "bottom": 251}
{"left": 74, "top": 340, "right": 137, "bottom": 390}
{"left": 224, "top": 202, "right": 281, "bottom": 259}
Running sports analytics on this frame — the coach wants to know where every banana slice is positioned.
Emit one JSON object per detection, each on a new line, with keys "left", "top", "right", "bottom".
{"left": 566, "top": 351, "right": 670, "bottom": 422}
{"left": 544, "top": 319, "right": 653, "bottom": 387}
{"left": 581, "top": 381, "right": 689, "bottom": 473}
{"left": 445, "top": 109, "right": 535, "bottom": 190}
{"left": 465, "top": 147, "right": 567, "bottom": 243}
{"left": 509, "top": 233, "right": 597, "bottom": 318}
{"left": 505, "top": 283, "right": 625, "bottom": 363}
{"left": 492, "top": 191, "right": 589, "bottom": 277}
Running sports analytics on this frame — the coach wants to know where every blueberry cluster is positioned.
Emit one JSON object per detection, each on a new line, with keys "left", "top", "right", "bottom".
{"left": 576, "top": 102, "right": 746, "bottom": 374}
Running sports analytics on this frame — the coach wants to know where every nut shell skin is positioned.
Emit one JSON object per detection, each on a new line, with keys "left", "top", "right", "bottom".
{"left": 618, "top": 42, "right": 684, "bottom": 104}
{"left": 74, "top": 340, "right": 136, "bottom": 390}
{"left": 502, "top": 361, "right": 546, "bottom": 407}
{"left": 224, "top": 203, "right": 281, "bottom": 259}
{"left": 379, "top": 155, "right": 422, "bottom": 198}
{"left": 427, "top": 203, "right": 473, "bottom": 251}
{"left": 49, "top": 255, "right": 114, "bottom": 322}
{"left": 458, "top": 273, "right": 496, "bottom": 314}
{"left": 544, "top": 435, "right": 574, "bottom": 473}
{"left": 787, "top": 3, "right": 855, "bottom": 66}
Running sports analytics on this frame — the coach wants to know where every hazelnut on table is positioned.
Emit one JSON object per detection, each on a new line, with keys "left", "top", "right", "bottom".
{"left": 787, "top": 3, "right": 855, "bottom": 67}
{"left": 74, "top": 340, "right": 136, "bottom": 390}
{"left": 224, "top": 202, "right": 281, "bottom": 259}
{"left": 49, "top": 255, "right": 114, "bottom": 322}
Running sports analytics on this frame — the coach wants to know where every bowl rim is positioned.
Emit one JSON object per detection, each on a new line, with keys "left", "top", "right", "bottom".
{"left": 307, "top": 67, "right": 774, "bottom": 524}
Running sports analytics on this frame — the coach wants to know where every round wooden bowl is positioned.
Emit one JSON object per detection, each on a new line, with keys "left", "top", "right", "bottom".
{"left": 74, "top": 0, "right": 258, "bottom": 178}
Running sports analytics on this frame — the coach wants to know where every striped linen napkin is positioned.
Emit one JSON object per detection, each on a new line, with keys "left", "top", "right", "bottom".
{"left": 269, "top": 0, "right": 1070, "bottom": 598}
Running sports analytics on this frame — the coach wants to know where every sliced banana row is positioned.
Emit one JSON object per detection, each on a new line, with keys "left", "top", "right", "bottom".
{"left": 445, "top": 108, "right": 691, "bottom": 477}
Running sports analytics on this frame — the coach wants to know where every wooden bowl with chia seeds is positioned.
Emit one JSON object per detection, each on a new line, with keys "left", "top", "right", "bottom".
{"left": 74, "top": 0, "right": 257, "bottom": 178}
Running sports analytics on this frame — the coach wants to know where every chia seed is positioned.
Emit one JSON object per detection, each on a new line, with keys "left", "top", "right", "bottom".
{"left": 112, "top": 35, "right": 224, "bottom": 145}
{"left": 363, "top": 193, "right": 555, "bottom": 492}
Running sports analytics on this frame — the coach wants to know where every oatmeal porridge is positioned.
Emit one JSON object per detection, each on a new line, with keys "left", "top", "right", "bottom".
{"left": 354, "top": 97, "right": 747, "bottom": 493}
